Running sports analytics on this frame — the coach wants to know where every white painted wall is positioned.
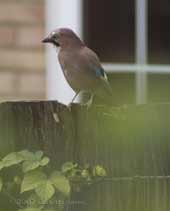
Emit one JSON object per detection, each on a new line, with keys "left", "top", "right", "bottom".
{"left": 44, "top": 0, "right": 83, "bottom": 104}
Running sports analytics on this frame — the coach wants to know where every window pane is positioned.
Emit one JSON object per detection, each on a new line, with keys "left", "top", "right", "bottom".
{"left": 148, "top": 0, "right": 170, "bottom": 64}
{"left": 83, "top": 0, "right": 135, "bottom": 63}
{"left": 105, "top": 73, "right": 135, "bottom": 104}
{"left": 148, "top": 74, "right": 170, "bottom": 102}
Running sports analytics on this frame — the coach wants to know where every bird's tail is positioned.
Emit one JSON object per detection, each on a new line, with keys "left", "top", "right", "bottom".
{"left": 103, "top": 80, "right": 113, "bottom": 96}
{"left": 94, "top": 80, "right": 115, "bottom": 105}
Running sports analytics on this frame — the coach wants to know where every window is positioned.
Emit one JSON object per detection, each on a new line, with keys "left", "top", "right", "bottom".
{"left": 149, "top": 0, "right": 170, "bottom": 64}
{"left": 84, "top": 0, "right": 135, "bottom": 63}
{"left": 84, "top": 0, "right": 170, "bottom": 104}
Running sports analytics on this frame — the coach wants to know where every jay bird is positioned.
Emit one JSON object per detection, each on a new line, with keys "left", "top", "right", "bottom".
{"left": 42, "top": 28, "right": 112, "bottom": 106}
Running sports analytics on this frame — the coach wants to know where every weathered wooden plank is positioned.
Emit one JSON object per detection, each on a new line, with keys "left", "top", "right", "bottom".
{"left": 0, "top": 101, "right": 75, "bottom": 165}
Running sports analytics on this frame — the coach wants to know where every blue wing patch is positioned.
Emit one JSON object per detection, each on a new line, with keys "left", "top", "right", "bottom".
{"left": 95, "top": 68, "right": 105, "bottom": 77}
{"left": 95, "top": 67, "right": 108, "bottom": 80}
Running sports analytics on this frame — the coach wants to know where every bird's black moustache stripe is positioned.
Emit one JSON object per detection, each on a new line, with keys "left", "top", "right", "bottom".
{"left": 53, "top": 40, "right": 60, "bottom": 47}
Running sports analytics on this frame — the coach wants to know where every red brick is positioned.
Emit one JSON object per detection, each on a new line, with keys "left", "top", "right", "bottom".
{"left": 16, "top": 26, "right": 44, "bottom": 48}
{"left": 0, "top": 2, "right": 44, "bottom": 24}
{"left": 0, "top": 49, "right": 45, "bottom": 71}
{"left": 0, "top": 26, "right": 16, "bottom": 46}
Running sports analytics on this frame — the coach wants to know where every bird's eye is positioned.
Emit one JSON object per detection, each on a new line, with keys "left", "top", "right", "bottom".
{"left": 52, "top": 35, "right": 56, "bottom": 39}
{"left": 53, "top": 34, "right": 59, "bottom": 40}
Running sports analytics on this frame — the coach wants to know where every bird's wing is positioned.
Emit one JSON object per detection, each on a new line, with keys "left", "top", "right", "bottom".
{"left": 59, "top": 46, "right": 112, "bottom": 94}
{"left": 79, "top": 47, "right": 112, "bottom": 96}
{"left": 80, "top": 47, "right": 108, "bottom": 81}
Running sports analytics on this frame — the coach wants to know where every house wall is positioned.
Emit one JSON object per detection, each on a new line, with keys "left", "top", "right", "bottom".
{"left": 0, "top": 0, "right": 46, "bottom": 101}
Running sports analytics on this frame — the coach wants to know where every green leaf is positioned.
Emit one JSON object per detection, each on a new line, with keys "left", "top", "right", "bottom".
{"left": 18, "top": 150, "right": 43, "bottom": 162}
{"left": 81, "top": 169, "right": 90, "bottom": 178}
{"left": 22, "top": 160, "right": 41, "bottom": 173}
{"left": 18, "top": 150, "right": 35, "bottom": 160}
{"left": 21, "top": 151, "right": 49, "bottom": 173}
{"left": 0, "top": 177, "right": 3, "bottom": 192}
{"left": 14, "top": 176, "right": 22, "bottom": 185}
{"left": 35, "top": 151, "right": 43, "bottom": 160}
{"left": 61, "top": 162, "right": 77, "bottom": 173}
{"left": 35, "top": 180, "right": 55, "bottom": 202}
{"left": 40, "top": 157, "right": 50, "bottom": 166}
{"left": 50, "top": 171, "right": 70, "bottom": 196}
{"left": 18, "top": 208, "right": 42, "bottom": 211}
{"left": 92, "top": 165, "right": 107, "bottom": 177}
{"left": 21, "top": 170, "right": 47, "bottom": 193}
{"left": 2, "top": 152, "right": 24, "bottom": 167}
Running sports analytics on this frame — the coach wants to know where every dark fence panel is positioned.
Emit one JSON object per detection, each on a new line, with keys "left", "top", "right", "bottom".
{"left": 0, "top": 101, "right": 170, "bottom": 211}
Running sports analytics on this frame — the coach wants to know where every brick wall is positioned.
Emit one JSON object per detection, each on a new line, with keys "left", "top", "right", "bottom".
{"left": 0, "top": 0, "right": 46, "bottom": 101}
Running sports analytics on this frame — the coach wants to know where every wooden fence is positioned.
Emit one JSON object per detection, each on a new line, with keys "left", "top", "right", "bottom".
{"left": 0, "top": 101, "right": 170, "bottom": 211}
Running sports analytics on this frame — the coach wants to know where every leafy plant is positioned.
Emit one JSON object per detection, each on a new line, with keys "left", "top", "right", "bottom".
{"left": 0, "top": 150, "right": 107, "bottom": 211}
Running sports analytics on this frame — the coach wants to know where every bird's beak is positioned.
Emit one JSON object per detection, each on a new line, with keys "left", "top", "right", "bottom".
{"left": 42, "top": 36, "right": 60, "bottom": 47}
{"left": 42, "top": 37, "right": 52, "bottom": 43}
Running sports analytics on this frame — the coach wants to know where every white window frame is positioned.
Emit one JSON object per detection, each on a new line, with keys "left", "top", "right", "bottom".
{"left": 45, "top": 0, "right": 170, "bottom": 104}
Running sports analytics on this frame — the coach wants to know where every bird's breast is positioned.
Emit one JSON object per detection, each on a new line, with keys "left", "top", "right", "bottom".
{"left": 58, "top": 49, "right": 99, "bottom": 92}
{"left": 61, "top": 64, "right": 82, "bottom": 91}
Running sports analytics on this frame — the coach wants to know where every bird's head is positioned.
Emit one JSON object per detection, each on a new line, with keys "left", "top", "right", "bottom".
{"left": 42, "top": 28, "right": 84, "bottom": 48}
